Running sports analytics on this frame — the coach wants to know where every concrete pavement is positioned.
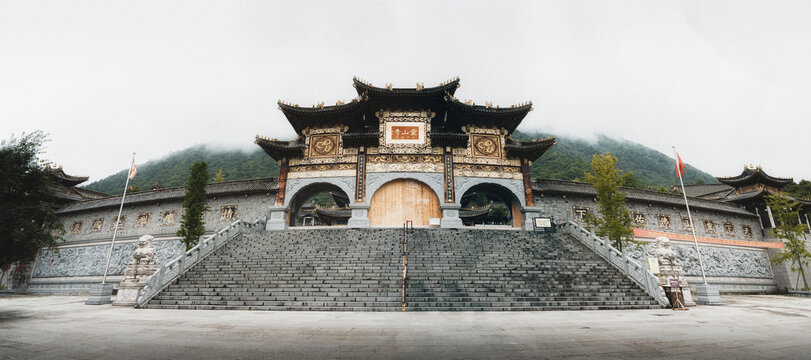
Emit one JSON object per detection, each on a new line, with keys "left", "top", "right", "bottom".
{"left": 1, "top": 294, "right": 809, "bottom": 359}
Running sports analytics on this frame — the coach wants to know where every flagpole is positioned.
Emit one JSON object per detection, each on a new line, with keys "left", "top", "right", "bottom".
{"left": 101, "top": 153, "right": 135, "bottom": 284}
{"left": 673, "top": 146, "right": 708, "bottom": 285}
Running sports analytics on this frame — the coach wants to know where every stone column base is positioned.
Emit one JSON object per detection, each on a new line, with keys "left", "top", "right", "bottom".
{"left": 693, "top": 283, "right": 723, "bottom": 305}
{"left": 440, "top": 205, "right": 463, "bottom": 228}
{"left": 266, "top": 206, "right": 288, "bottom": 231}
{"left": 348, "top": 204, "right": 371, "bottom": 228}
{"left": 85, "top": 283, "right": 114, "bottom": 305}
{"left": 521, "top": 207, "right": 544, "bottom": 231}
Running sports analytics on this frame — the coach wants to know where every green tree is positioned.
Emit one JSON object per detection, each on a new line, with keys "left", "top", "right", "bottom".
{"left": 176, "top": 161, "right": 210, "bottom": 250}
{"left": 0, "top": 132, "right": 64, "bottom": 270}
{"left": 765, "top": 193, "right": 811, "bottom": 289}
{"left": 583, "top": 152, "right": 638, "bottom": 252}
{"left": 213, "top": 169, "right": 225, "bottom": 182}
{"left": 486, "top": 205, "right": 510, "bottom": 224}
{"left": 786, "top": 180, "right": 811, "bottom": 200}
{"left": 622, "top": 172, "right": 644, "bottom": 189}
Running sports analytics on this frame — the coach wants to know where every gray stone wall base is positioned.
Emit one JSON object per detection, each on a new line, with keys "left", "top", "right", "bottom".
{"left": 440, "top": 205, "right": 463, "bottom": 229}
{"left": 266, "top": 207, "right": 288, "bottom": 231}
{"left": 348, "top": 205, "right": 370, "bottom": 228}
{"left": 85, "top": 283, "right": 114, "bottom": 305}
{"left": 692, "top": 283, "right": 724, "bottom": 305}
{"left": 521, "top": 207, "right": 543, "bottom": 231}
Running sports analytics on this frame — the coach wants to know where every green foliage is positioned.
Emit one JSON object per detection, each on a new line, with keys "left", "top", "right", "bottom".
{"left": 786, "top": 180, "right": 811, "bottom": 200}
{"left": 765, "top": 193, "right": 811, "bottom": 289}
{"left": 213, "top": 169, "right": 225, "bottom": 183}
{"left": 622, "top": 173, "right": 644, "bottom": 189}
{"left": 129, "top": 184, "right": 142, "bottom": 193}
{"left": 0, "top": 131, "right": 64, "bottom": 269}
{"left": 177, "top": 162, "right": 211, "bottom": 251}
{"left": 85, "top": 145, "right": 280, "bottom": 195}
{"left": 583, "top": 152, "right": 639, "bottom": 252}
{"left": 486, "top": 204, "right": 510, "bottom": 224}
{"left": 308, "top": 192, "right": 333, "bottom": 208}
{"left": 512, "top": 131, "right": 716, "bottom": 187}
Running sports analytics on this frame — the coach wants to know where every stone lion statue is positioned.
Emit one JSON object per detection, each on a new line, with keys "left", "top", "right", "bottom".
{"left": 653, "top": 236, "right": 676, "bottom": 262}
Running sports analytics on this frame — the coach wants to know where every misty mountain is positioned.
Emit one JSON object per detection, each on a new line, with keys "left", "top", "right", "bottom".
{"left": 83, "top": 131, "right": 714, "bottom": 195}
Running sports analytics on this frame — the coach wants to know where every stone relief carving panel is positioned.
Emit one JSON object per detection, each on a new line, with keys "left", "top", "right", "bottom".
{"left": 626, "top": 243, "right": 773, "bottom": 279}
{"left": 32, "top": 240, "right": 184, "bottom": 278}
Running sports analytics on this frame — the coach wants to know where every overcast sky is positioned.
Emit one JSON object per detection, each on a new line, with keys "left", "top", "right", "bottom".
{"left": 2, "top": 1, "right": 810, "bottom": 183}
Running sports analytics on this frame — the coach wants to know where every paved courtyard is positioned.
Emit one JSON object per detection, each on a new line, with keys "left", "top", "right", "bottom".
{"left": 0, "top": 294, "right": 809, "bottom": 359}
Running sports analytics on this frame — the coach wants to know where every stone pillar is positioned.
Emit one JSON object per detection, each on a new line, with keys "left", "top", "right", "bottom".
{"left": 266, "top": 206, "right": 288, "bottom": 230}
{"left": 521, "top": 159, "right": 535, "bottom": 207}
{"left": 443, "top": 147, "right": 456, "bottom": 203}
{"left": 521, "top": 206, "right": 543, "bottom": 231}
{"left": 440, "top": 204, "right": 463, "bottom": 228}
{"left": 766, "top": 205, "right": 776, "bottom": 228}
{"left": 275, "top": 158, "right": 289, "bottom": 206}
{"left": 348, "top": 204, "right": 371, "bottom": 228}
{"left": 693, "top": 283, "right": 723, "bottom": 305}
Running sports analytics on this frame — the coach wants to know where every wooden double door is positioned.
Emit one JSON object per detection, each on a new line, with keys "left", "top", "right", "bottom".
{"left": 368, "top": 179, "right": 441, "bottom": 226}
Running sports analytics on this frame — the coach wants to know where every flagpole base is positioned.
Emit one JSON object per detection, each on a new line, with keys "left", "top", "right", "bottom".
{"left": 85, "top": 283, "right": 115, "bottom": 305}
{"left": 693, "top": 283, "right": 723, "bottom": 306}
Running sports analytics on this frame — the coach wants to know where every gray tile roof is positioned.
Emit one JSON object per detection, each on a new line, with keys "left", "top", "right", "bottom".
{"left": 533, "top": 178, "right": 754, "bottom": 217}
{"left": 57, "top": 178, "right": 278, "bottom": 214}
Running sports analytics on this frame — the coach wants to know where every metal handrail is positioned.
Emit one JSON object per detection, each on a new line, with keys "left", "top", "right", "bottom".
{"left": 560, "top": 221, "right": 669, "bottom": 307}
{"left": 401, "top": 221, "right": 412, "bottom": 311}
{"left": 136, "top": 217, "right": 266, "bottom": 307}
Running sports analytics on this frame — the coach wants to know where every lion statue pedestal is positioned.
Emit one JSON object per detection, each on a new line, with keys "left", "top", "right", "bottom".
{"left": 113, "top": 234, "right": 159, "bottom": 306}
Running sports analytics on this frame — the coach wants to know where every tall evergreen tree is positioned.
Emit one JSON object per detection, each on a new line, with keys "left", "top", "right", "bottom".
{"left": 583, "top": 152, "right": 638, "bottom": 252}
{"left": 177, "top": 161, "right": 210, "bottom": 250}
{"left": 0, "top": 131, "right": 64, "bottom": 270}
{"left": 765, "top": 193, "right": 811, "bottom": 289}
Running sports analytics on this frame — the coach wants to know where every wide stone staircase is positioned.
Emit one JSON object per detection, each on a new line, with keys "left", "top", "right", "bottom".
{"left": 142, "top": 228, "right": 660, "bottom": 311}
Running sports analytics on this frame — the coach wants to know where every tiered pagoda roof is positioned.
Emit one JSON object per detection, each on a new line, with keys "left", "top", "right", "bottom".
{"left": 259, "top": 76, "right": 551, "bottom": 160}
{"left": 717, "top": 166, "right": 793, "bottom": 189}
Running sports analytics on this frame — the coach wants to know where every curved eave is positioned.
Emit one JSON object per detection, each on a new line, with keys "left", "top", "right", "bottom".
{"left": 255, "top": 137, "right": 306, "bottom": 161}
{"left": 315, "top": 208, "right": 352, "bottom": 218}
{"left": 277, "top": 95, "right": 367, "bottom": 133}
{"left": 445, "top": 97, "right": 532, "bottom": 133}
{"left": 717, "top": 169, "right": 793, "bottom": 188}
{"left": 50, "top": 168, "right": 89, "bottom": 186}
{"left": 352, "top": 77, "right": 460, "bottom": 97}
{"left": 505, "top": 138, "right": 556, "bottom": 161}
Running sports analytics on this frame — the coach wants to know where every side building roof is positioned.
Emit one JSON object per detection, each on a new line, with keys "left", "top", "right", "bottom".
{"left": 533, "top": 178, "right": 755, "bottom": 217}
{"left": 57, "top": 178, "right": 278, "bottom": 214}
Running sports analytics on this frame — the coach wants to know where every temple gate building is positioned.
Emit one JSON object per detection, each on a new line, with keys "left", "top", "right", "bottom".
{"left": 256, "top": 77, "right": 554, "bottom": 230}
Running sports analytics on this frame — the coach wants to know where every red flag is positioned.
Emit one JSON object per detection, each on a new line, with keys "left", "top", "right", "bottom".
{"left": 128, "top": 159, "right": 137, "bottom": 179}
{"left": 675, "top": 152, "right": 686, "bottom": 178}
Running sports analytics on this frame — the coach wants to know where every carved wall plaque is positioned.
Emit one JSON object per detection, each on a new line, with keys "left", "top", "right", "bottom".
{"left": 681, "top": 217, "right": 693, "bottom": 231}
{"left": 135, "top": 213, "right": 150, "bottom": 227}
{"left": 573, "top": 206, "right": 590, "bottom": 222}
{"left": 632, "top": 212, "right": 647, "bottom": 226}
{"left": 471, "top": 134, "right": 501, "bottom": 158}
{"left": 111, "top": 215, "right": 126, "bottom": 230}
{"left": 376, "top": 110, "right": 433, "bottom": 154}
{"left": 657, "top": 214, "right": 672, "bottom": 229}
{"left": 219, "top": 205, "right": 238, "bottom": 222}
{"left": 742, "top": 224, "right": 754, "bottom": 238}
{"left": 309, "top": 134, "right": 340, "bottom": 157}
{"left": 723, "top": 222, "right": 735, "bottom": 235}
{"left": 160, "top": 210, "right": 177, "bottom": 226}
{"left": 703, "top": 219, "right": 716, "bottom": 234}
{"left": 91, "top": 218, "right": 104, "bottom": 232}
{"left": 70, "top": 221, "right": 83, "bottom": 234}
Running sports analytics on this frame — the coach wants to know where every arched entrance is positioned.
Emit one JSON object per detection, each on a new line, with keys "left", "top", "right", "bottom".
{"left": 287, "top": 182, "right": 351, "bottom": 227}
{"left": 459, "top": 183, "right": 523, "bottom": 228}
{"left": 369, "top": 179, "right": 441, "bottom": 226}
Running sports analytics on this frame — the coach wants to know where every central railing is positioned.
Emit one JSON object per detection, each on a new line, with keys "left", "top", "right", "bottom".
{"left": 401, "top": 220, "right": 413, "bottom": 311}
{"left": 136, "top": 218, "right": 266, "bottom": 308}
{"left": 560, "top": 221, "right": 669, "bottom": 307}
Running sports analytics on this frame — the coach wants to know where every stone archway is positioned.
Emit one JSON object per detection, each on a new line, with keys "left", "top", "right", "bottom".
{"left": 458, "top": 182, "right": 524, "bottom": 228}
{"left": 286, "top": 182, "right": 352, "bottom": 227}
{"left": 368, "top": 179, "right": 441, "bottom": 226}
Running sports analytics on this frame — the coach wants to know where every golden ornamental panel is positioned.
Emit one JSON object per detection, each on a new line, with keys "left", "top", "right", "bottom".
{"left": 470, "top": 134, "right": 502, "bottom": 158}
{"left": 309, "top": 134, "right": 340, "bottom": 158}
